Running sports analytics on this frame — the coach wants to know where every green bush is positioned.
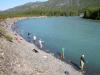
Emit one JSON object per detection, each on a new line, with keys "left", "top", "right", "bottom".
{"left": 83, "top": 7, "right": 100, "bottom": 20}
{"left": 0, "top": 27, "right": 13, "bottom": 42}
{"left": 0, "top": 27, "right": 5, "bottom": 37}
{"left": 4, "top": 34, "right": 13, "bottom": 42}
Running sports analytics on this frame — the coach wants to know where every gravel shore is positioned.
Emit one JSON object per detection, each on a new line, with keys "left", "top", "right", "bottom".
{"left": 0, "top": 17, "right": 84, "bottom": 75}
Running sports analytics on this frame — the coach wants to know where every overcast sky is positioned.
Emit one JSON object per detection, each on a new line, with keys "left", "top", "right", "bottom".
{"left": 0, "top": 0, "right": 48, "bottom": 10}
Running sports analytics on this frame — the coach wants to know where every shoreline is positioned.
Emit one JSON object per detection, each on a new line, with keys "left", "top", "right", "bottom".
{"left": 0, "top": 16, "right": 84, "bottom": 75}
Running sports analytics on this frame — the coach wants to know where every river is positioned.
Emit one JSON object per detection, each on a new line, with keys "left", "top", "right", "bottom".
{"left": 16, "top": 16, "right": 100, "bottom": 74}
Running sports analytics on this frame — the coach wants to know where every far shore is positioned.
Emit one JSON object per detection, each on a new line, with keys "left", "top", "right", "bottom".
{"left": 0, "top": 16, "right": 84, "bottom": 75}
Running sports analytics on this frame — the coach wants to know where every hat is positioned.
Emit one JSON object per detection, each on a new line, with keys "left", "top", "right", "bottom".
{"left": 82, "top": 54, "right": 84, "bottom": 57}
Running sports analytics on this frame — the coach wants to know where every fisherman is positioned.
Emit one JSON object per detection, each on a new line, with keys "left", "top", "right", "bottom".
{"left": 61, "top": 48, "right": 65, "bottom": 60}
{"left": 80, "top": 54, "right": 86, "bottom": 71}
{"left": 33, "top": 35, "right": 37, "bottom": 44}
{"left": 27, "top": 32, "right": 31, "bottom": 42}
{"left": 28, "top": 32, "right": 31, "bottom": 36}
{"left": 39, "top": 39, "right": 44, "bottom": 49}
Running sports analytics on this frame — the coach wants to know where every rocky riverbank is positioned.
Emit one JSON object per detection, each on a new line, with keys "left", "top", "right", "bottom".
{"left": 0, "top": 17, "right": 84, "bottom": 75}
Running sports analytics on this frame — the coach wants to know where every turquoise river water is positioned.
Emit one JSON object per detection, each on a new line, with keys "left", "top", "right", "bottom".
{"left": 15, "top": 16, "right": 100, "bottom": 74}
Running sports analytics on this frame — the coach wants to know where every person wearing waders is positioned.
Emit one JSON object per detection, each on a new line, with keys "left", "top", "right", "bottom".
{"left": 80, "top": 54, "right": 86, "bottom": 71}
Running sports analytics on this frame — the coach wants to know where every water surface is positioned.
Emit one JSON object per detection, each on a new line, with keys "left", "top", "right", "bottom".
{"left": 16, "top": 16, "right": 100, "bottom": 74}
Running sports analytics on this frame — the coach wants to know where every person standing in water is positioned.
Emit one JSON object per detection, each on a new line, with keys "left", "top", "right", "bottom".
{"left": 28, "top": 32, "right": 31, "bottom": 36}
{"left": 39, "top": 39, "right": 44, "bottom": 49}
{"left": 61, "top": 48, "right": 65, "bottom": 60}
{"left": 33, "top": 35, "right": 37, "bottom": 44}
{"left": 80, "top": 54, "right": 86, "bottom": 71}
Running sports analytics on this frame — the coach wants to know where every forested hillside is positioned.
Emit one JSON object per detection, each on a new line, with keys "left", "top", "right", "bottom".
{"left": 0, "top": 0, "right": 100, "bottom": 19}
